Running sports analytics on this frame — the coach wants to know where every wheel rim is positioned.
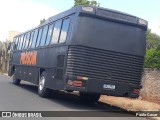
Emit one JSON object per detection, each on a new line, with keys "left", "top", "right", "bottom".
{"left": 39, "top": 76, "right": 45, "bottom": 91}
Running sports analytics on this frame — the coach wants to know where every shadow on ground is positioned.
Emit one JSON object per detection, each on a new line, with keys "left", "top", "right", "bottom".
{"left": 9, "top": 80, "right": 134, "bottom": 117}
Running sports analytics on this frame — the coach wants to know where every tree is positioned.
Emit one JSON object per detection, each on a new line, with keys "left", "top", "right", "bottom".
{"left": 90, "top": 0, "right": 99, "bottom": 6}
{"left": 0, "top": 40, "right": 11, "bottom": 72}
{"left": 40, "top": 19, "right": 46, "bottom": 25}
{"left": 146, "top": 29, "right": 160, "bottom": 50}
{"left": 144, "top": 29, "right": 160, "bottom": 68}
{"left": 0, "top": 41, "right": 3, "bottom": 50}
{"left": 144, "top": 48, "right": 160, "bottom": 68}
{"left": 74, "top": 0, "right": 100, "bottom": 7}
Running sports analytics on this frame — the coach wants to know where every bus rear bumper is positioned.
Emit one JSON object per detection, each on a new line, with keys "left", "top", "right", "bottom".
{"left": 65, "top": 77, "right": 142, "bottom": 98}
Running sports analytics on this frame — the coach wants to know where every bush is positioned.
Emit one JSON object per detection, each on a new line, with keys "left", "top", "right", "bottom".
{"left": 144, "top": 49, "right": 160, "bottom": 68}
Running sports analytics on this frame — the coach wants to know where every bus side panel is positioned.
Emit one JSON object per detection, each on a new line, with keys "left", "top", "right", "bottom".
{"left": 14, "top": 66, "right": 20, "bottom": 79}
{"left": 11, "top": 51, "right": 38, "bottom": 84}
{"left": 45, "top": 68, "right": 57, "bottom": 89}
{"left": 12, "top": 52, "right": 21, "bottom": 65}
{"left": 36, "top": 46, "right": 58, "bottom": 89}
{"left": 21, "top": 66, "right": 28, "bottom": 80}
{"left": 32, "top": 45, "right": 69, "bottom": 90}
{"left": 14, "top": 66, "right": 28, "bottom": 81}
{"left": 28, "top": 67, "right": 39, "bottom": 85}
{"left": 44, "top": 46, "right": 69, "bottom": 90}
{"left": 11, "top": 52, "right": 21, "bottom": 77}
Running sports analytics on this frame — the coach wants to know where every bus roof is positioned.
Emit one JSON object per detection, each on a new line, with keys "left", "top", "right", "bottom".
{"left": 14, "top": 5, "right": 147, "bottom": 38}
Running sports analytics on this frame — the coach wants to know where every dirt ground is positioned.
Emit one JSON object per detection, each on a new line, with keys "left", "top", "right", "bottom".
{"left": 140, "top": 69, "right": 160, "bottom": 104}
{"left": 99, "top": 95, "right": 160, "bottom": 120}
{"left": 100, "top": 95, "right": 160, "bottom": 111}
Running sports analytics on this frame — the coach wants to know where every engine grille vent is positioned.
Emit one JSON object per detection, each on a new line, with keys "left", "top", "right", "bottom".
{"left": 66, "top": 45, "right": 144, "bottom": 84}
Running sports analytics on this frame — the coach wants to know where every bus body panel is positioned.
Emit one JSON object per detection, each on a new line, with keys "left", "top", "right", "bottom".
{"left": 11, "top": 45, "right": 69, "bottom": 90}
{"left": 8, "top": 6, "right": 148, "bottom": 98}
{"left": 71, "top": 16, "right": 146, "bottom": 56}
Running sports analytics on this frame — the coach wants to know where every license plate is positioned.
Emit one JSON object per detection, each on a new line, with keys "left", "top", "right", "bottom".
{"left": 103, "top": 84, "right": 115, "bottom": 90}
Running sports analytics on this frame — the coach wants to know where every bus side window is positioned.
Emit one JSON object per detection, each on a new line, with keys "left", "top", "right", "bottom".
{"left": 17, "top": 37, "right": 20, "bottom": 50}
{"left": 13, "top": 38, "right": 16, "bottom": 45}
{"left": 11, "top": 38, "right": 16, "bottom": 51}
{"left": 40, "top": 25, "right": 49, "bottom": 46}
{"left": 45, "top": 23, "right": 54, "bottom": 45}
{"left": 14, "top": 38, "right": 17, "bottom": 50}
{"left": 31, "top": 29, "right": 39, "bottom": 48}
{"left": 28, "top": 31, "right": 34, "bottom": 48}
{"left": 12, "top": 38, "right": 16, "bottom": 50}
{"left": 14, "top": 37, "right": 19, "bottom": 50}
{"left": 22, "top": 34, "right": 27, "bottom": 49}
{"left": 16, "top": 37, "right": 19, "bottom": 50}
{"left": 36, "top": 28, "right": 43, "bottom": 47}
{"left": 18, "top": 35, "right": 24, "bottom": 50}
{"left": 50, "top": 20, "right": 62, "bottom": 44}
{"left": 24, "top": 32, "right": 31, "bottom": 49}
{"left": 59, "top": 18, "right": 70, "bottom": 43}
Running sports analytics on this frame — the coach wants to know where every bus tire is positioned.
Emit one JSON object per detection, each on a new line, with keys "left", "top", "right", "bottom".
{"left": 79, "top": 92, "right": 100, "bottom": 103}
{"left": 38, "top": 72, "right": 51, "bottom": 98}
{"left": 13, "top": 73, "right": 21, "bottom": 85}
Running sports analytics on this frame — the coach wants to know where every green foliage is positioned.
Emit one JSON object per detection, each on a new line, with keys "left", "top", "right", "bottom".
{"left": 74, "top": 0, "right": 100, "bottom": 7}
{"left": 144, "top": 49, "right": 160, "bottom": 68}
{"left": 146, "top": 29, "right": 160, "bottom": 50}
{"left": 90, "top": 0, "right": 99, "bottom": 6}
{"left": 40, "top": 19, "right": 46, "bottom": 25}
{"left": 144, "top": 29, "right": 160, "bottom": 68}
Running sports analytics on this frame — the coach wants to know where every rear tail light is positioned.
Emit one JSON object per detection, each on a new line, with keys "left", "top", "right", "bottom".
{"left": 67, "top": 80, "right": 83, "bottom": 87}
{"left": 67, "top": 76, "right": 88, "bottom": 87}
{"left": 73, "top": 81, "right": 83, "bottom": 87}
{"left": 132, "top": 89, "right": 140, "bottom": 94}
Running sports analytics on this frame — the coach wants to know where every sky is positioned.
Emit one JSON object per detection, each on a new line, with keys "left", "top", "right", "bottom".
{"left": 0, "top": 0, "right": 159, "bottom": 41}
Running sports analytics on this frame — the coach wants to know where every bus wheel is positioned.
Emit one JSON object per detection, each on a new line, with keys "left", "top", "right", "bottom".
{"left": 13, "top": 73, "right": 21, "bottom": 85}
{"left": 38, "top": 72, "right": 51, "bottom": 98}
{"left": 79, "top": 92, "right": 100, "bottom": 103}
